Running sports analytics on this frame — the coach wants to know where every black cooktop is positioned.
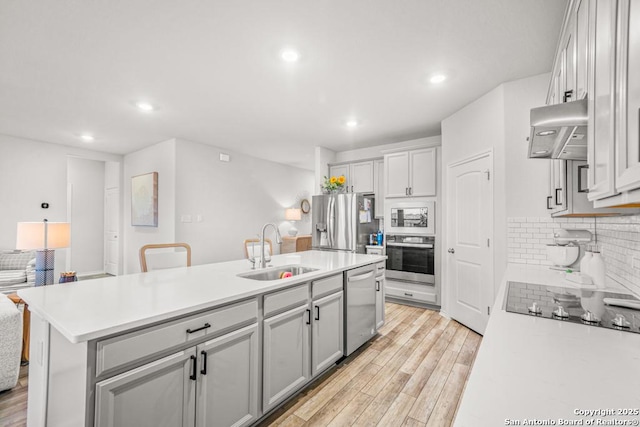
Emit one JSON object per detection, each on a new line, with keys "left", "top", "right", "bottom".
{"left": 505, "top": 281, "right": 640, "bottom": 334}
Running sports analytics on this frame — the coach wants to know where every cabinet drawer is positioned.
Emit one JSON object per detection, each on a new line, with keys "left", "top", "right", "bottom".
{"left": 311, "top": 274, "right": 343, "bottom": 299}
{"left": 96, "top": 298, "right": 258, "bottom": 377}
{"left": 386, "top": 282, "right": 437, "bottom": 304}
{"left": 264, "top": 284, "right": 309, "bottom": 318}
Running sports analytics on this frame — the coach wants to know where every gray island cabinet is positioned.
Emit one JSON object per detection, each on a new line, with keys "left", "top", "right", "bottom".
{"left": 19, "top": 251, "right": 385, "bottom": 427}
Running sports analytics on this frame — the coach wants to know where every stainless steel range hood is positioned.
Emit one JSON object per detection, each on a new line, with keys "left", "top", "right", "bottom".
{"left": 528, "top": 99, "right": 588, "bottom": 160}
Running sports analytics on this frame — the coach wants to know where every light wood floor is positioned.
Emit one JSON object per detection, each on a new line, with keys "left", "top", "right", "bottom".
{"left": 258, "top": 302, "right": 482, "bottom": 427}
{"left": 0, "top": 303, "right": 481, "bottom": 427}
{"left": 0, "top": 364, "right": 28, "bottom": 427}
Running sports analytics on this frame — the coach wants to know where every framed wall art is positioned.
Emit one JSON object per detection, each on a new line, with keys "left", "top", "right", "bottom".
{"left": 131, "top": 172, "right": 158, "bottom": 227}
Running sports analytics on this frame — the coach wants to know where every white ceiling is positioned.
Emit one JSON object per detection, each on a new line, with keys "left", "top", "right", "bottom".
{"left": 0, "top": 0, "right": 567, "bottom": 170}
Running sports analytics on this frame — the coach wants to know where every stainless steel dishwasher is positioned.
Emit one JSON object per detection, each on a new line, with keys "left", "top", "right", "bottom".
{"left": 344, "top": 264, "right": 377, "bottom": 356}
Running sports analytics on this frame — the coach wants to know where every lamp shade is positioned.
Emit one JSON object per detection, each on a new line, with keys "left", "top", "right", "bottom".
{"left": 16, "top": 222, "right": 71, "bottom": 250}
{"left": 284, "top": 208, "right": 302, "bottom": 221}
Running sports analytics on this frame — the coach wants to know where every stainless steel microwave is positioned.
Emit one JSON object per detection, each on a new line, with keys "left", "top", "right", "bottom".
{"left": 385, "top": 201, "right": 435, "bottom": 235}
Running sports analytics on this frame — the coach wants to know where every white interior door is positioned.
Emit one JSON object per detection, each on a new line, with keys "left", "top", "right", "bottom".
{"left": 446, "top": 152, "right": 493, "bottom": 335}
{"left": 105, "top": 188, "right": 120, "bottom": 275}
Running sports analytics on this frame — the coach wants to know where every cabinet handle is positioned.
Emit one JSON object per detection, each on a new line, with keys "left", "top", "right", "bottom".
{"left": 376, "top": 280, "right": 380, "bottom": 291}
{"left": 547, "top": 196, "right": 553, "bottom": 210}
{"left": 351, "top": 185, "right": 354, "bottom": 192}
{"left": 315, "top": 305, "right": 320, "bottom": 321}
{"left": 404, "top": 292, "right": 414, "bottom": 297}
{"left": 405, "top": 187, "right": 409, "bottom": 195}
{"left": 555, "top": 188, "right": 563, "bottom": 205}
{"left": 186, "top": 323, "right": 211, "bottom": 334}
{"left": 306, "top": 309, "right": 311, "bottom": 325}
{"left": 200, "top": 350, "right": 207, "bottom": 375}
{"left": 189, "top": 355, "right": 197, "bottom": 381}
{"left": 409, "top": 187, "right": 413, "bottom": 195}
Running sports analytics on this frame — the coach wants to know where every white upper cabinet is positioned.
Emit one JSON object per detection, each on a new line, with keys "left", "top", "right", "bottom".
{"left": 373, "top": 159, "right": 384, "bottom": 218}
{"left": 615, "top": 0, "right": 640, "bottom": 193}
{"left": 575, "top": 0, "right": 590, "bottom": 100}
{"left": 587, "top": 0, "right": 618, "bottom": 200}
{"left": 328, "top": 160, "right": 374, "bottom": 193}
{"left": 385, "top": 147, "right": 437, "bottom": 198}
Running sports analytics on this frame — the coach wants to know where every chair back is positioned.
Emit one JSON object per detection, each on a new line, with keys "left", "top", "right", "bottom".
{"left": 140, "top": 243, "right": 192, "bottom": 272}
{"left": 243, "top": 239, "right": 272, "bottom": 260}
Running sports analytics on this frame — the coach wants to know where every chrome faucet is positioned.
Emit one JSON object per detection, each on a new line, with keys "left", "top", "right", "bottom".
{"left": 260, "top": 223, "right": 282, "bottom": 268}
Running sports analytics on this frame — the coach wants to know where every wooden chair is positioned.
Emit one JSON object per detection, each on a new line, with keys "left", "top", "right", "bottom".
{"left": 243, "top": 238, "right": 273, "bottom": 260}
{"left": 139, "top": 243, "right": 192, "bottom": 273}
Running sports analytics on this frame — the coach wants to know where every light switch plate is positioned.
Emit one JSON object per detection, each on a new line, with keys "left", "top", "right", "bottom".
{"left": 219, "top": 153, "right": 230, "bottom": 162}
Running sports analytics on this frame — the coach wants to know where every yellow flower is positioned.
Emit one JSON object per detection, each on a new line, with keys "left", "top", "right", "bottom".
{"left": 337, "top": 175, "right": 346, "bottom": 185}
{"left": 330, "top": 176, "right": 337, "bottom": 184}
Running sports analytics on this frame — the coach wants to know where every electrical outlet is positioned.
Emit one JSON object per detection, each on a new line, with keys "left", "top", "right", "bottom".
{"left": 181, "top": 215, "right": 192, "bottom": 223}
{"left": 196, "top": 215, "right": 203, "bottom": 222}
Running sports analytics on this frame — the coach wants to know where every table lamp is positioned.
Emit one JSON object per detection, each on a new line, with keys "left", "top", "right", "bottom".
{"left": 284, "top": 208, "right": 302, "bottom": 236}
{"left": 16, "top": 220, "right": 71, "bottom": 286}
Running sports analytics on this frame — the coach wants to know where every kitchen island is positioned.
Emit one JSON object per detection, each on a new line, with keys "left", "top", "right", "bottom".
{"left": 454, "top": 264, "right": 640, "bottom": 427}
{"left": 18, "top": 250, "right": 386, "bottom": 427}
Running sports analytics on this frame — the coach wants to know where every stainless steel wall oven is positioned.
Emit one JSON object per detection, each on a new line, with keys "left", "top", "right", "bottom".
{"left": 385, "top": 234, "right": 435, "bottom": 285}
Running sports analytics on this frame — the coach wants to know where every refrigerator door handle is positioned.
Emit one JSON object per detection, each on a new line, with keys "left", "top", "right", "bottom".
{"left": 327, "top": 196, "right": 334, "bottom": 248}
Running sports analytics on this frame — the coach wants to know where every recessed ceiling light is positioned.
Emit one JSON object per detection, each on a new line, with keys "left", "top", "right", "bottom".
{"left": 80, "top": 134, "right": 94, "bottom": 142}
{"left": 136, "top": 102, "right": 155, "bottom": 112}
{"left": 281, "top": 49, "right": 300, "bottom": 63}
{"left": 345, "top": 120, "right": 359, "bottom": 129}
{"left": 429, "top": 74, "right": 447, "bottom": 84}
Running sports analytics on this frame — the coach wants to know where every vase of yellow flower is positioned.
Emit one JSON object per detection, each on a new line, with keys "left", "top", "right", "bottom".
{"left": 321, "top": 175, "right": 347, "bottom": 193}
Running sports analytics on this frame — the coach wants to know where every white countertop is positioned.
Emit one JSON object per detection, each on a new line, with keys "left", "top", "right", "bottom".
{"left": 18, "top": 251, "right": 385, "bottom": 344}
{"left": 454, "top": 264, "right": 640, "bottom": 426}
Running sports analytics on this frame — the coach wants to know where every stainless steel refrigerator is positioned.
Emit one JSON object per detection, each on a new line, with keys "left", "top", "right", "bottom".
{"left": 311, "top": 193, "right": 377, "bottom": 253}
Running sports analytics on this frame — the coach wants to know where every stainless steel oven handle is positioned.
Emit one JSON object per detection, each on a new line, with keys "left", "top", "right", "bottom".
{"left": 386, "top": 243, "right": 434, "bottom": 248}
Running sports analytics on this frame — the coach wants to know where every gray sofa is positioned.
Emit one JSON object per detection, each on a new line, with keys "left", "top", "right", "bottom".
{"left": 0, "top": 292, "right": 22, "bottom": 391}
{"left": 0, "top": 250, "right": 36, "bottom": 295}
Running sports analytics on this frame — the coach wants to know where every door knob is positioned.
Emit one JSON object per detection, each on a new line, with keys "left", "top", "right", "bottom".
{"left": 448, "top": 248, "right": 455, "bottom": 254}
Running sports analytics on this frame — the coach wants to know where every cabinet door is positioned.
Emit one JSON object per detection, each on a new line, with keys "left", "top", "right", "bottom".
{"left": 373, "top": 159, "right": 384, "bottom": 218}
{"left": 95, "top": 349, "right": 196, "bottom": 427}
{"left": 329, "top": 164, "right": 350, "bottom": 192}
{"left": 588, "top": 0, "right": 618, "bottom": 200}
{"left": 350, "top": 161, "right": 374, "bottom": 193}
{"left": 311, "top": 291, "right": 344, "bottom": 377}
{"left": 196, "top": 324, "right": 259, "bottom": 427}
{"left": 263, "top": 304, "right": 311, "bottom": 412}
{"left": 375, "top": 277, "right": 385, "bottom": 330}
{"left": 385, "top": 152, "right": 410, "bottom": 198}
{"left": 562, "top": 30, "right": 576, "bottom": 102}
{"left": 616, "top": 0, "right": 640, "bottom": 192}
{"left": 550, "top": 159, "right": 568, "bottom": 214}
{"left": 575, "top": 0, "right": 590, "bottom": 100}
{"left": 409, "top": 148, "right": 437, "bottom": 196}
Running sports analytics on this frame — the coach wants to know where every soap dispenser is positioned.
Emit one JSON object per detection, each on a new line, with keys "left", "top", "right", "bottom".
{"left": 579, "top": 247, "right": 592, "bottom": 276}
{"left": 589, "top": 249, "right": 606, "bottom": 289}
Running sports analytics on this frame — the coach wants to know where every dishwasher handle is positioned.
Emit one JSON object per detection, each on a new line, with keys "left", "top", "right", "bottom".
{"left": 348, "top": 271, "right": 374, "bottom": 282}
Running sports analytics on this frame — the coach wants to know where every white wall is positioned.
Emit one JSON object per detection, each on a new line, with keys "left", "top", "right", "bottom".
{"left": 174, "top": 139, "right": 314, "bottom": 265}
{"left": 123, "top": 139, "right": 177, "bottom": 274}
{"left": 67, "top": 157, "right": 105, "bottom": 274}
{"left": 504, "top": 73, "right": 551, "bottom": 217}
{"left": 0, "top": 134, "right": 121, "bottom": 277}
{"left": 314, "top": 146, "right": 336, "bottom": 195}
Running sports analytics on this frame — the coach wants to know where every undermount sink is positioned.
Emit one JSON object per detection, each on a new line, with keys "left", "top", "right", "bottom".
{"left": 238, "top": 265, "right": 319, "bottom": 281}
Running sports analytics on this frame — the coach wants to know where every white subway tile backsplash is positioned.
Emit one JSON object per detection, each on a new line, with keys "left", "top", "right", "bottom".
{"left": 507, "top": 215, "right": 640, "bottom": 296}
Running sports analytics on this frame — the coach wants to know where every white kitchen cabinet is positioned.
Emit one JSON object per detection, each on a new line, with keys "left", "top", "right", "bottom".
{"left": 549, "top": 159, "right": 567, "bottom": 214}
{"left": 587, "top": 0, "right": 618, "bottom": 201}
{"left": 575, "top": 0, "right": 590, "bottom": 100}
{"left": 311, "top": 291, "right": 344, "bottom": 376}
{"left": 196, "top": 324, "right": 259, "bottom": 427}
{"left": 95, "top": 349, "right": 196, "bottom": 427}
{"left": 373, "top": 158, "right": 385, "bottom": 218}
{"left": 385, "top": 147, "right": 437, "bottom": 198}
{"left": 262, "top": 304, "right": 311, "bottom": 412}
{"left": 615, "top": 0, "right": 640, "bottom": 193}
{"left": 329, "top": 161, "right": 374, "bottom": 193}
